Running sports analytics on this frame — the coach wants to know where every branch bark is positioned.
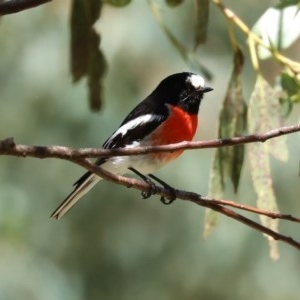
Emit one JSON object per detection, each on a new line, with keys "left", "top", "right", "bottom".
{"left": 1, "top": 123, "right": 300, "bottom": 250}
{"left": 0, "top": 0, "right": 51, "bottom": 15}
{"left": 0, "top": 123, "right": 299, "bottom": 159}
{"left": 64, "top": 158, "right": 300, "bottom": 251}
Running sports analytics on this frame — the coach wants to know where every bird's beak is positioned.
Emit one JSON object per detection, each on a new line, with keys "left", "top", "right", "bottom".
{"left": 202, "top": 86, "right": 213, "bottom": 93}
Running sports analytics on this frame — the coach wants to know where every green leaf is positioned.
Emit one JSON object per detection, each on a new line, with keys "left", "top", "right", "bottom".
{"left": 252, "top": 5, "right": 300, "bottom": 59}
{"left": 281, "top": 72, "right": 299, "bottom": 95}
{"left": 88, "top": 30, "right": 107, "bottom": 111}
{"left": 203, "top": 151, "right": 224, "bottom": 239}
{"left": 194, "top": 0, "right": 209, "bottom": 47}
{"left": 148, "top": 0, "right": 212, "bottom": 80}
{"left": 280, "top": 71, "right": 300, "bottom": 106}
{"left": 215, "top": 48, "right": 247, "bottom": 192}
{"left": 204, "top": 48, "right": 247, "bottom": 237}
{"left": 277, "top": 0, "right": 300, "bottom": 9}
{"left": 247, "top": 75, "right": 289, "bottom": 260}
{"left": 278, "top": 71, "right": 300, "bottom": 115}
{"left": 70, "top": 0, "right": 107, "bottom": 111}
{"left": 251, "top": 76, "right": 288, "bottom": 161}
{"left": 248, "top": 142, "right": 279, "bottom": 260}
{"left": 105, "top": 0, "right": 132, "bottom": 7}
{"left": 165, "top": 0, "right": 184, "bottom": 7}
{"left": 279, "top": 97, "right": 293, "bottom": 117}
{"left": 70, "top": 0, "right": 89, "bottom": 82}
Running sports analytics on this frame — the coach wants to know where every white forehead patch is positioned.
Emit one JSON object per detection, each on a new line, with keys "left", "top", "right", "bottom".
{"left": 189, "top": 74, "right": 205, "bottom": 89}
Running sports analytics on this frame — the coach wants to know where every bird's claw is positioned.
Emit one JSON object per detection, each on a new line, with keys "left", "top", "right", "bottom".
{"left": 160, "top": 187, "right": 176, "bottom": 205}
{"left": 128, "top": 167, "right": 177, "bottom": 204}
{"left": 141, "top": 180, "right": 157, "bottom": 199}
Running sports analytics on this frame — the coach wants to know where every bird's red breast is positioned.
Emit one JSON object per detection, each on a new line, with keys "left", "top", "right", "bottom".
{"left": 150, "top": 105, "right": 198, "bottom": 161}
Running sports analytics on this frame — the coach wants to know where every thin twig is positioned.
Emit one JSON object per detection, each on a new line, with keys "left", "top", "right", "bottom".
{"left": 212, "top": 0, "right": 300, "bottom": 73}
{"left": 1, "top": 124, "right": 300, "bottom": 250}
{"left": 66, "top": 158, "right": 300, "bottom": 251}
{"left": 205, "top": 197, "right": 300, "bottom": 223}
{"left": 0, "top": 124, "right": 299, "bottom": 159}
{"left": 0, "top": 0, "right": 51, "bottom": 15}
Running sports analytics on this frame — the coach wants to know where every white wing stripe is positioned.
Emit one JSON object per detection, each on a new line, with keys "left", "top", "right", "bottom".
{"left": 105, "top": 114, "right": 160, "bottom": 147}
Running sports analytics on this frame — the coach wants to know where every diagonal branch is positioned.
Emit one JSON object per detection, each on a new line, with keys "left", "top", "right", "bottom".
{"left": 1, "top": 123, "right": 300, "bottom": 250}
{"left": 66, "top": 158, "right": 300, "bottom": 251}
{"left": 205, "top": 198, "right": 300, "bottom": 223}
{"left": 0, "top": 0, "right": 51, "bottom": 15}
{"left": 0, "top": 123, "right": 299, "bottom": 159}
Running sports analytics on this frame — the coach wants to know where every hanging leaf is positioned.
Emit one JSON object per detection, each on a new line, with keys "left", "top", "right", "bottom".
{"left": 148, "top": 0, "right": 212, "bottom": 80}
{"left": 105, "top": 0, "right": 132, "bottom": 7}
{"left": 214, "top": 47, "right": 247, "bottom": 192}
{"left": 280, "top": 72, "right": 300, "bottom": 103}
{"left": 70, "top": 0, "right": 89, "bottom": 82}
{"left": 165, "top": 0, "right": 184, "bottom": 7}
{"left": 256, "top": 77, "right": 288, "bottom": 161}
{"left": 203, "top": 150, "right": 224, "bottom": 239}
{"left": 194, "top": 0, "right": 210, "bottom": 47}
{"left": 247, "top": 75, "right": 289, "bottom": 260}
{"left": 204, "top": 48, "right": 247, "bottom": 237}
{"left": 88, "top": 30, "right": 107, "bottom": 111}
{"left": 281, "top": 72, "right": 299, "bottom": 95}
{"left": 248, "top": 141, "right": 280, "bottom": 260}
{"left": 70, "top": 0, "right": 107, "bottom": 111}
{"left": 276, "top": 0, "right": 300, "bottom": 9}
{"left": 252, "top": 5, "right": 300, "bottom": 59}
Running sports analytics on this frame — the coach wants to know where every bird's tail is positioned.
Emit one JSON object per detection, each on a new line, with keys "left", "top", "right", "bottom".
{"left": 50, "top": 171, "right": 100, "bottom": 220}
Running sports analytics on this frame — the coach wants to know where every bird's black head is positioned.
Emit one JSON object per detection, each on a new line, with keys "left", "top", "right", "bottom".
{"left": 151, "top": 72, "right": 213, "bottom": 114}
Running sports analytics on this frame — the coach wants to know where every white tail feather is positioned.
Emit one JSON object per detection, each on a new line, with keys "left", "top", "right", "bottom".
{"left": 51, "top": 174, "right": 100, "bottom": 220}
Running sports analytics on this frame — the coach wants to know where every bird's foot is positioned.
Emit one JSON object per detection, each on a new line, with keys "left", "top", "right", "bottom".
{"left": 128, "top": 167, "right": 157, "bottom": 199}
{"left": 128, "top": 167, "right": 177, "bottom": 204}
{"left": 148, "top": 174, "right": 176, "bottom": 205}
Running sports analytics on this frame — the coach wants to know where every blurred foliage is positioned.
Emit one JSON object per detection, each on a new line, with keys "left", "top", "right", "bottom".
{"left": 247, "top": 75, "right": 288, "bottom": 260}
{"left": 276, "top": 0, "right": 300, "bottom": 8}
{"left": 0, "top": 1, "right": 300, "bottom": 300}
{"left": 70, "top": 0, "right": 106, "bottom": 110}
{"left": 203, "top": 0, "right": 300, "bottom": 257}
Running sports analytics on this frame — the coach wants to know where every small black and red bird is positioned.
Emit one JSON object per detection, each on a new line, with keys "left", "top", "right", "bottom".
{"left": 51, "top": 72, "right": 213, "bottom": 219}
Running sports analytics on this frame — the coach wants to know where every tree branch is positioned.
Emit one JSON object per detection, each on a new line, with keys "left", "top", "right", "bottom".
{"left": 63, "top": 158, "right": 300, "bottom": 251}
{"left": 0, "top": 0, "right": 51, "bottom": 15}
{"left": 1, "top": 124, "right": 300, "bottom": 250}
{"left": 212, "top": 0, "right": 300, "bottom": 73}
{"left": 0, "top": 123, "right": 299, "bottom": 159}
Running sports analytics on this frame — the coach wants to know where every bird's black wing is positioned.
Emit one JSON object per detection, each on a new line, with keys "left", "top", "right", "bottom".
{"left": 102, "top": 95, "right": 169, "bottom": 149}
{"left": 74, "top": 98, "right": 169, "bottom": 187}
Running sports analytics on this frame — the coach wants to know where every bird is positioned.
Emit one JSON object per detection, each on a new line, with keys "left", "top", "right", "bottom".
{"left": 51, "top": 72, "right": 213, "bottom": 219}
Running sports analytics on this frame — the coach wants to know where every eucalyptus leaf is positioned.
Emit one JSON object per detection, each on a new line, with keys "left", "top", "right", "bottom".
{"left": 247, "top": 142, "right": 280, "bottom": 260}
{"left": 105, "top": 0, "right": 132, "bottom": 7}
{"left": 214, "top": 48, "right": 247, "bottom": 192}
{"left": 250, "top": 76, "right": 288, "bottom": 161}
{"left": 165, "top": 0, "right": 184, "bottom": 7}
{"left": 88, "top": 30, "right": 107, "bottom": 111}
{"left": 70, "top": 0, "right": 106, "bottom": 111}
{"left": 149, "top": 0, "right": 212, "bottom": 80}
{"left": 204, "top": 48, "right": 246, "bottom": 237}
{"left": 276, "top": 0, "right": 300, "bottom": 8}
{"left": 203, "top": 150, "right": 224, "bottom": 239}
{"left": 247, "top": 75, "right": 285, "bottom": 260}
{"left": 70, "top": 0, "right": 89, "bottom": 82}
{"left": 280, "top": 71, "right": 300, "bottom": 105}
{"left": 281, "top": 72, "right": 299, "bottom": 95}
{"left": 252, "top": 5, "right": 300, "bottom": 59}
{"left": 194, "top": 0, "right": 209, "bottom": 47}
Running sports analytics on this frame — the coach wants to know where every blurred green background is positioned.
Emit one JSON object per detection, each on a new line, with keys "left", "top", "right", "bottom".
{"left": 0, "top": 1, "right": 300, "bottom": 299}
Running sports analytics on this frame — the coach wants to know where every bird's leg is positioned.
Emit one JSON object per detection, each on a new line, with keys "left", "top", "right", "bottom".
{"left": 128, "top": 167, "right": 176, "bottom": 204}
{"left": 148, "top": 174, "right": 176, "bottom": 205}
{"left": 128, "top": 167, "right": 157, "bottom": 199}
